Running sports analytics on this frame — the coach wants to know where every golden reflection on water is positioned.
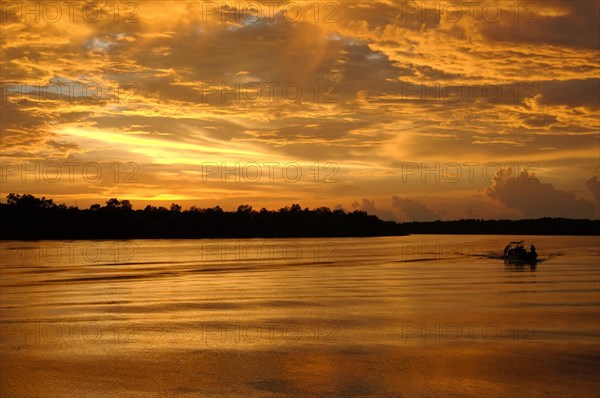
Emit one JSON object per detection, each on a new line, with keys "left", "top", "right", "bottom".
{"left": 1, "top": 236, "right": 599, "bottom": 397}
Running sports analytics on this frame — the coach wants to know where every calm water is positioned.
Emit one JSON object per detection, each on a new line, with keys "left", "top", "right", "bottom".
{"left": 1, "top": 235, "right": 599, "bottom": 397}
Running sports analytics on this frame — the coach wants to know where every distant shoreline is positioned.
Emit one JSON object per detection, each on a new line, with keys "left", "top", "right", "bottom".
{"left": 2, "top": 194, "right": 598, "bottom": 240}
{"left": 1, "top": 231, "right": 598, "bottom": 241}
{"left": 0, "top": 232, "right": 600, "bottom": 242}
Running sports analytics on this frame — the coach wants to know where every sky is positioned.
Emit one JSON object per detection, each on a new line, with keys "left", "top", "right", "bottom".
{"left": 1, "top": 0, "right": 599, "bottom": 221}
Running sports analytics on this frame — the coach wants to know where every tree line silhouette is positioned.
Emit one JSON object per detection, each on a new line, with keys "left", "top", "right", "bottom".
{"left": 1, "top": 194, "right": 597, "bottom": 240}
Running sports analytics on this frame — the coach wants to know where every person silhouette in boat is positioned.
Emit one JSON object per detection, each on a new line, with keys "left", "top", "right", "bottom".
{"left": 529, "top": 244, "right": 537, "bottom": 259}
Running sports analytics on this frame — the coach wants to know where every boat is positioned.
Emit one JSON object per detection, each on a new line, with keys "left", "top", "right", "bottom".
{"left": 502, "top": 240, "right": 537, "bottom": 264}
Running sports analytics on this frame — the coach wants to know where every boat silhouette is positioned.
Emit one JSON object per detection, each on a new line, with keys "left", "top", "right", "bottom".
{"left": 502, "top": 240, "right": 538, "bottom": 264}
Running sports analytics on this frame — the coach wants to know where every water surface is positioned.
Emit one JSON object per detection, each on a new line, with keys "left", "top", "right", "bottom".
{"left": 1, "top": 235, "right": 599, "bottom": 397}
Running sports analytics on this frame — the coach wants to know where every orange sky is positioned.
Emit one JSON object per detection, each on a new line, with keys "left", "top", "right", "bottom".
{"left": 1, "top": 0, "right": 598, "bottom": 220}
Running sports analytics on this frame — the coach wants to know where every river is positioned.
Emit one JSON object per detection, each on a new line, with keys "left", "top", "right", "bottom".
{"left": 1, "top": 235, "right": 598, "bottom": 397}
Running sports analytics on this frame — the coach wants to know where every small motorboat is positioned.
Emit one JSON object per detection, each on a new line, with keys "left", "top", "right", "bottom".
{"left": 502, "top": 240, "right": 537, "bottom": 264}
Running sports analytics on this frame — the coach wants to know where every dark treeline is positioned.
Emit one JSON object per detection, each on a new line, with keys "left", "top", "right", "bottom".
{"left": 0, "top": 194, "right": 598, "bottom": 240}
{"left": 0, "top": 194, "right": 400, "bottom": 239}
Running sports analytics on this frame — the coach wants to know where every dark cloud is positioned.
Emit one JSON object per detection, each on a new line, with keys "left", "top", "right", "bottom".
{"left": 586, "top": 175, "right": 599, "bottom": 201}
{"left": 485, "top": 167, "right": 596, "bottom": 219}
{"left": 536, "top": 79, "right": 600, "bottom": 111}
{"left": 350, "top": 196, "right": 440, "bottom": 222}
{"left": 480, "top": 1, "right": 600, "bottom": 49}
{"left": 350, "top": 198, "right": 397, "bottom": 221}
{"left": 391, "top": 196, "right": 440, "bottom": 221}
{"left": 585, "top": 175, "right": 599, "bottom": 217}
{"left": 519, "top": 114, "right": 558, "bottom": 129}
